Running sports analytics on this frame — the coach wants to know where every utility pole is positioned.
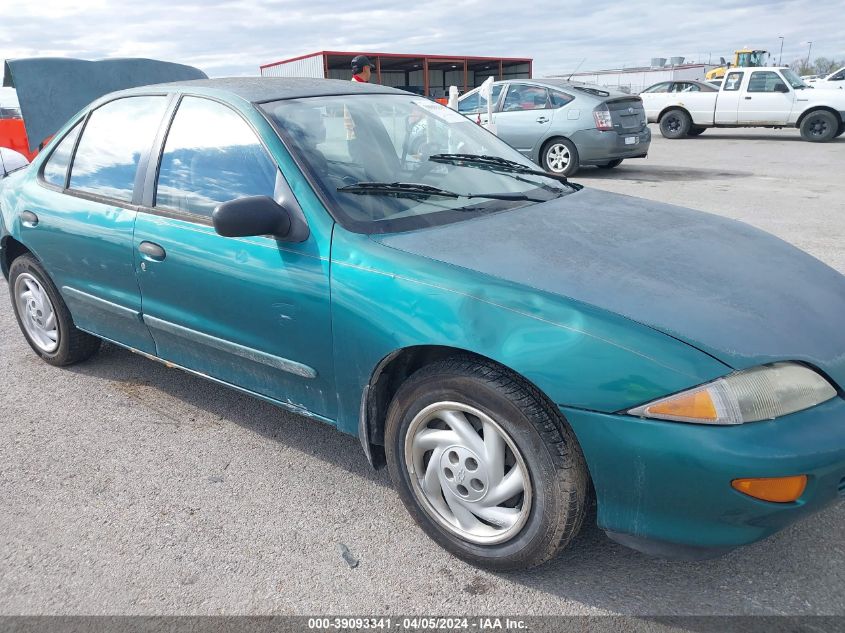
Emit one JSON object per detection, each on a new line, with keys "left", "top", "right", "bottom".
{"left": 778, "top": 36, "right": 784, "bottom": 65}
{"left": 805, "top": 41, "right": 813, "bottom": 68}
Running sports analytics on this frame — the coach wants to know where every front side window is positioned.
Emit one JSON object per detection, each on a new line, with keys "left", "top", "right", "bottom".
{"left": 502, "top": 85, "right": 549, "bottom": 111}
{"left": 748, "top": 71, "right": 789, "bottom": 93}
{"left": 458, "top": 85, "right": 503, "bottom": 114}
{"left": 69, "top": 96, "right": 168, "bottom": 202}
{"left": 261, "top": 94, "right": 574, "bottom": 234}
{"left": 830, "top": 69, "right": 845, "bottom": 81}
{"left": 155, "top": 97, "right": 278, "bottom": 217}
{"left": 724, "top": 72, "right": 744, "bottom": 91}
{"left": 42, "top": 121, "right": 82, "bottom": 188}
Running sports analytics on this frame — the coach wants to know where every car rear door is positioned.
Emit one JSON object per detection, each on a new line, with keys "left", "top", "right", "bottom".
{"left": 493, "top": 84, "right": 553, "bottom": 155}
{"left": 15, "top": 95, "right": 170, "bottom": 353}
{"left": 132, "top": 95, "right": 335, "bottom": 420}
{"left": 737, "top": 70, "right": 794, "bottom": 124}
{"left": 714, "top": 71, "right": 745, "bottom": 124}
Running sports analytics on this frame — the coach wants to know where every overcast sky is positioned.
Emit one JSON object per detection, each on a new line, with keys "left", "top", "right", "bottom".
{"left": 2, "top": 0, "right": 842, "bottom": 78}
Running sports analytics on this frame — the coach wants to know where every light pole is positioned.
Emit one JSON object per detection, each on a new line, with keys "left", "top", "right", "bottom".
{"left": 778, "top": 36, "right": 784, "bottom": 65}
{"left": 805, "top": 41, "right": 813, "bottom": 69}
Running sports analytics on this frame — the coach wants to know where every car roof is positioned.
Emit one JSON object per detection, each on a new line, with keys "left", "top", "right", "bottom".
{"left": 124, "top": 77, "right": 408, "bottom": 103}
{"left": 461, "top": 78, "right": 633, "bottom": 100}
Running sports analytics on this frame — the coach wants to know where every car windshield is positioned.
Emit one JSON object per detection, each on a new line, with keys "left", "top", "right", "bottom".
{"left": 781, "top": 69, "right": 810, "bottom": 89}
{"left": 260, "top": 95, "right": 575, "bottom": 233}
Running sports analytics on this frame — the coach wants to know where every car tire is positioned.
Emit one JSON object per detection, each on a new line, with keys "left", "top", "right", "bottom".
{"left": 9, "top": 254, "right": 101, "bottom": 366}
{"left": 384, "top": 356, "right": 588, "bottom": 571}
{"left": 540, "top": 137, "right": 579, "bottom": 177}
{"left": 799, "top": 110, "right": 839, "bottom": 142}
{"left": 688, "top": 126, "right": 706, "bottom": 136}
{"left": 659, "top": 109, "right": 692, "bottom": 139}
{"left": 598, "top": 159, "right": 623, "bottom": 169}
{"left": 832, "top": 122, "right": 844, "bottom": 138}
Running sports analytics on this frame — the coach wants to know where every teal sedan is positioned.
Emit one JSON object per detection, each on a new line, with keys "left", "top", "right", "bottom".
{"left": 1, "top": 77, "right": 844, "bottom": 570}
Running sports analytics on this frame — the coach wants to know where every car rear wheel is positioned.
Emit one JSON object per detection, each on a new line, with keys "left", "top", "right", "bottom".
{"left": 9, "top": 254, "right": 101, "bottom": 366}
{"left": 385, "top": 356, "right": 588, "bottom": 571}
{"left": 540, "top": 137, "right": 579, "bottom": 177}
{"left": 800, "top": 110, "right": 839, "bottom": 142}
{"left": 659, "top": 109, "right": 691, "bottom": 139}
{"left": 598, "top": 159, "right": 623, "bottom": 169}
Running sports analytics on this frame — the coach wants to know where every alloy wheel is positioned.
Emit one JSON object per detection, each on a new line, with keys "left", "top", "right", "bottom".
{"left": 14, "top": 272, "right": 59, "bottom": 353}
{"left": 545, "top": 144, "right": 571, "bottom": 173}
{"left": 404, "top": 401, "right": 532, "bottom": 545}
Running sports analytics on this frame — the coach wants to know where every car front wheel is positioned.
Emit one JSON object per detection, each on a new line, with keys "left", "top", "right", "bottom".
{"left": 540, "top": 137, "right": 579, "bottom": 177}
{"left": 9, "top": 254, "right": 101, "bottom": 366}
{"left": 800, "top": 110, "right": 839, "bottom": 142}
{"left": 385, "top": 356, "right": 588, "bottom": 571}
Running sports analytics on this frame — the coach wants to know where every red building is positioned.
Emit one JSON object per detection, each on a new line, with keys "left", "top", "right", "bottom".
{"left": 260, "top": 51, "right": 532, "bottom": 98}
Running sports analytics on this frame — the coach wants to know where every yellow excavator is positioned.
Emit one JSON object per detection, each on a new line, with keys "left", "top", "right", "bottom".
{"left": 706, "top": 48, "right": 770, "bottom": 81}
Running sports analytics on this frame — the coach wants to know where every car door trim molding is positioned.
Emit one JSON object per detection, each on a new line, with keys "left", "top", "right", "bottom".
{"left": 143, "top": 314, "right": 318, "bottom": 379}
{"left": 61, "top": 286, "right": 142, "bottom": 320}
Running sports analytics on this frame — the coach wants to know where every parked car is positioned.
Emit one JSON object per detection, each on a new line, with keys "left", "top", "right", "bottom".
{"left": 0, "top": 148, "right": 29, "bottom": 179}
{"left": 641, "top": 80, "right": 719, "bottom": 95}
{"left": 457, "top": 79, "right": 650, "bottom": 176}
{"left": 807, "top": 66, "right": 845, "bottom": 89}
{"left": 641, "top": 67, "right": 845, "bottom": 141}
{"left": 3, "top": 74, "right": 845, "bottom": 571}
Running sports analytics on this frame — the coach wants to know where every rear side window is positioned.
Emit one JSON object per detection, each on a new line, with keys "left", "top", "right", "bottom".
{"left": 549, "top": 90, "right": 574, "bottom": 107}
{"left": 69, "top": 96, "right": 168, "bottom": 202}
{"left": 502, "top": 85, "right": 549, "bottom": 111}
{"left": 723, "top": 72, "right": 744, "bottom": 91}
{"left": 642, "top": 82, "right": 671, "bottom": 93}
{"left": 671, "top": 82, "right": 700, "bottom": 92}
{"left": 155, "top": 97, "right": 278, "bottom": 218}
{"left": 42, "top": 121, "right": 82, "bottom": 188}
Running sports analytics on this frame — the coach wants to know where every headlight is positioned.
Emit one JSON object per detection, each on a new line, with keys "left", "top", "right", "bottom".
{"left": 628, "top": 362, "right": 837, "bottom": 425}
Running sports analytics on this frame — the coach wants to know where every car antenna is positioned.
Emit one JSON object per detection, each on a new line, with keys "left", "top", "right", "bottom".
{"left": 566, "top": 58, "right": 587, "bottom": 81}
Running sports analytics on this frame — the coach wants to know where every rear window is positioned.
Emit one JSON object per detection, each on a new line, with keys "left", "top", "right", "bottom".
{"left": 69, "top": 96, "right": 168, "bottom": 203}
{"left": 573, "top": 86, "right": 610, "bottom": 97}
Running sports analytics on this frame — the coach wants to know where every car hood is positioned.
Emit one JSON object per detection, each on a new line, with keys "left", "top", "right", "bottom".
{"left": 375, "top": 188, "right": 845, "bottom": 389}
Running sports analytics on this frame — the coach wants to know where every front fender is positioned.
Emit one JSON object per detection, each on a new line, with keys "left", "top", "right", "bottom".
{"left": 329, "top": 226, "right": 729, "bottom": 437}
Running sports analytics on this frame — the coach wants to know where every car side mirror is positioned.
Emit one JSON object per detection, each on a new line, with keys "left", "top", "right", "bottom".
{"left": 0, "top": 148, "right": 30, "bottom": 179}
{"left": 775, "top": 84, "right": 790, "bottom": 93}
{"left": 212, "top": 195, "right": 301, "bottom": 240}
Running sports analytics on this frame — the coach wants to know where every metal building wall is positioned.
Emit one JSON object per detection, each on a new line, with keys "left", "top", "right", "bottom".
{"left": 566, "top": 66, "right": 711, "bottom": 94}
{"left": 261, "top": 54, "right": 325, "bottom": 78}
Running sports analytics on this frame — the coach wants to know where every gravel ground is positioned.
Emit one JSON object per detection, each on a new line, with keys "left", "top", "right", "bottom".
{"left": 1, "top": 127, "right": 843, "bottom": 616}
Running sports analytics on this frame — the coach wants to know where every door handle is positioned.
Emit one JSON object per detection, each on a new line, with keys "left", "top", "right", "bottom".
{"left": 20, "top": 210, "right": 39, "bottom": 227}
{"left": 536, "top": 116, "right": 549, "bottom": 123}
{"left": 744, "top": 96, "right": 752, "bottom": 100}
{"left": 139, "top": 241, "right": 166, "bottom": 261}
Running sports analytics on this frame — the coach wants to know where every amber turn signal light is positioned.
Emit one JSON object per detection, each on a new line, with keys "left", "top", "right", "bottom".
{"left": 731, "top": 475, "right": 807, "bottom": 503}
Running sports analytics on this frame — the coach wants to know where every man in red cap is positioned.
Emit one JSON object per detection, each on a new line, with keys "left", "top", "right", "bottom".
{"left": 350, "top": 55, "right": 375, "bottom": 83}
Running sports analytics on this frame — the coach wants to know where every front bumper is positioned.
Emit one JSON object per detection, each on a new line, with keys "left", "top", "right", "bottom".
{"left": 562, "top": 396, "right": 845, "bottom": 558}
{"left": 571, "top": 127, "right": 652, "bottom": 165}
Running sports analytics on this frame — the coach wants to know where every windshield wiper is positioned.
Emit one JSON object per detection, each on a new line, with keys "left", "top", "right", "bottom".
{"left": 429, "top": 153, "right": 583, "bottom": 189}
{"left": 337, "top": 181, "right": 546, "bottom": 202}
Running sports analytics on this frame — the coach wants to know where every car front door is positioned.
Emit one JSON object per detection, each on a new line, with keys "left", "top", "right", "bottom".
{"left": 493, "top": 84, "right": 553, "bottom": 156}
{"left": 736, "top": 71, "right": 794, "bottom": 124}
{"left": 132, "top": 95, "right": 335, "bottom": 420}
{"left": 16, "top": 95, "right": 170, "bottom": 353}
{"left": 714, "top": 71, "right": 745, "bottom": 124}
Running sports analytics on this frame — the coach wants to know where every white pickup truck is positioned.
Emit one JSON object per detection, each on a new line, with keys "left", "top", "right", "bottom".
{"left": 641, "top": 67, "right": 845, "bottom": 142}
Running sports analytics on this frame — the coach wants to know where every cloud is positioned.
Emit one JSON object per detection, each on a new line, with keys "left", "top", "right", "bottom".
{"left": 1, "top": 0, "right": 842, "bottom": 78}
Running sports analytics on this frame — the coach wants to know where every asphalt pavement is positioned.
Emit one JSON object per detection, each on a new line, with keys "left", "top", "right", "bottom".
{"left": 1, "top": 127, "right": 843, "bottom": 616}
